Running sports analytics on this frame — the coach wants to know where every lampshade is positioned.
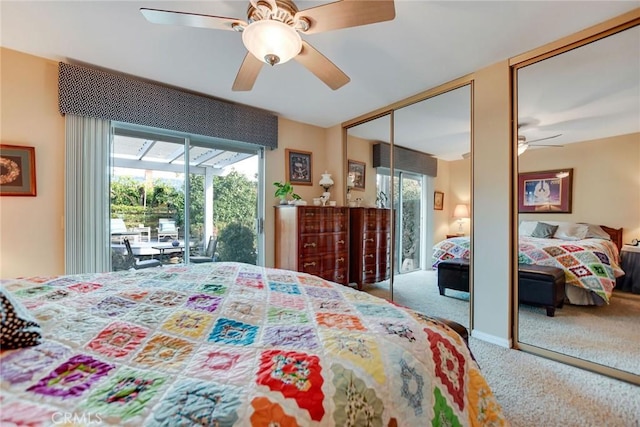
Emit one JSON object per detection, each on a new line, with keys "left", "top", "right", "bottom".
{"left": 319, "top": 171, "right": 334, "bottom": 190}
{"left": 453, "top": 204, "right": 469, "bottom": 219}
{"left": 242, "top": 20, "right": 302, "bottom": 66}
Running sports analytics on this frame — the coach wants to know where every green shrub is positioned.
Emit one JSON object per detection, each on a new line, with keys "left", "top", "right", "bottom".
{"left": 217, "top": 223, "right": 256, "bottom": 265}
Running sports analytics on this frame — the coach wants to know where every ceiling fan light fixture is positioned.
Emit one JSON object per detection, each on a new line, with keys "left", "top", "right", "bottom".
{"left": 242, "top": 19, "right": 301, "bottom": 65}
{"left": 517, "top": 142, "right": 528, "bottom": 156}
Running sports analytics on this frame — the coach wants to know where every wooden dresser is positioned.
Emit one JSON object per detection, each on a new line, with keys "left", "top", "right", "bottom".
{"left": 349, "top": 207, "right": 392, "bottom": 289}
{"left": 274, "top": 206, "right": 349, "bottom": 285}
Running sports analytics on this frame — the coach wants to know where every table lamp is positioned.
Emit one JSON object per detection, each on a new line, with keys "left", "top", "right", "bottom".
{"left": 453, "top": 204, "right": 469, "bottom": 235}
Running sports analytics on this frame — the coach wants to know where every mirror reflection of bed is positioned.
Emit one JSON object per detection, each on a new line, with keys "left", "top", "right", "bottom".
{"left": 513, "top": 24, "right": 640, "bottom": 378}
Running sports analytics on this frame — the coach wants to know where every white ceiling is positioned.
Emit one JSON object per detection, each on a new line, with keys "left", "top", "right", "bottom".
{"left": 2, "top": 1, "right": 638, "bottom": 160}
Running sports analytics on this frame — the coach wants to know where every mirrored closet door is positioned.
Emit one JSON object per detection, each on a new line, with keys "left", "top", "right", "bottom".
{"left": 344, "top": 83, "right": 472, "bottom": 329}
{"left": 514, "top": 21, "right": 640, "bottom": 382}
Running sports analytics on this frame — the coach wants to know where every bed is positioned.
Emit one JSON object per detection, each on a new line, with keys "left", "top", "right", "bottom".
{"left": 432, "top": 222, "right": 625, "bottom": 306}
{"left": 0, "top": 262, "right": 507, "bottom": 426}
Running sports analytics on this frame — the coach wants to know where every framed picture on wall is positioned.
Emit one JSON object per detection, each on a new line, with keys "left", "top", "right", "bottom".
{"left": 347, "top": 159, "right": 366, "bottom": 190}
{"left": 0, "top": 144, "right": 37, "bottom": 197}
{"left": 286, "top": 149, "right": 312, "bottom": 185}
{"left": 518, "top": 168, "right": 573, "bottom": 213}
{"left": 434, "top": 191, "right": 444, "bottom": 210}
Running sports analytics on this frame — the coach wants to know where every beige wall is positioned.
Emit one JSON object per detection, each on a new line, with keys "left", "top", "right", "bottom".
{"left": 0, "top": 48, "right": 65, "bottom": 278}
{"left": 447, "top": 158, "right": 471, "bottom": 236}
{"left": 432, "top": 159, "right": 451, "bottom": 243}
{"left": 518, "top": 133, "right": 640, "bottom": 243}
{"left": 472, "top": 60, "right": 513, "bottom": 346}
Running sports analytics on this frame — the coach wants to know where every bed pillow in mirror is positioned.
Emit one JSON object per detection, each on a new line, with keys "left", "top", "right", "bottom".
{"left": 519, "top": 221, "right": 539, "bottom": 236}
{"left": 0, "top": 288, "right": 43, "bottom": 349}
{"left": 554, "top": 222, "right": 589, "bottom": 241}
{"left": 531, "top": 222, "right": 559, "bottom": 239}
{"left": 581, "top": 223, "right": 612, "bottom": 240}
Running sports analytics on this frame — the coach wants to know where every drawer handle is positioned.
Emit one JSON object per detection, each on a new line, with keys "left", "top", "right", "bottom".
{"left": 304, "top": 242, "right": 316, "bottom": 248}
{"left": 305, "top": 212, "right": 315, "bottom": 217}
{"left": 336, "top": 275, "right": 344, "bottom": 280}
{"left": 337, "top": 240, "right": 345, "bottom": 245}
{"left": 304, "top": 262, "right": 316, "bottom": 268}
{"left": 365, "top": 270, "right": 374, "bottom": 274}
{"left": 365, "top": 254, "right": 374, "bottom": 259}
{"left": 365, "top": 238, "right": 374, "bottom": 242}
{"left": 337, "top": 257, "right": 345, "bottom": 263}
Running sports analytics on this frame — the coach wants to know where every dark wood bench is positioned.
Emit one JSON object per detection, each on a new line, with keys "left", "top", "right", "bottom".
{"left": 437, "top": 259, "right": 566, "bottom": 317}
{"left": 437, "top": 259, "right": 470, "bottom": 295}
{"left": 518, "top": 264, "right": 565, "bottom": 317}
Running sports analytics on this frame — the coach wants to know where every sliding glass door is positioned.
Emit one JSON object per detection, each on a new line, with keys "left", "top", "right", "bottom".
{"left": 377, "top": 170, "right": 425, "bottom": 275}
{"left": 109, "top": 124, "right": 263, "bottom": 270}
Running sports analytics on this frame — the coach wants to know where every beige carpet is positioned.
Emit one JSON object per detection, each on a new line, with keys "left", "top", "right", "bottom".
{"left": 363, "top": 270, "right": 640, "bottom": 426}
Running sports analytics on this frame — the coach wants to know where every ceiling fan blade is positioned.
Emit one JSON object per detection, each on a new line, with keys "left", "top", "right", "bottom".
{"left": 526, "top": 134, "right": 562, "bottom": 144}
{"left": 294, "top": 41, "right": 350, "bottom": 90}
{"left": 140, "top": 8, "right": 246, "bottom": 31}
{"left": 232, "top": 53, "right": 263, "bottom": 91}
{"left": 296, "top": 0, "right": 395, "bottom": 35}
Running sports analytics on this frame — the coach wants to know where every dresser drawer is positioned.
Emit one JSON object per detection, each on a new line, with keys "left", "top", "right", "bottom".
{"left": 299, "top": 235, "right": 321, "bottom": 256}
{"left": 321, "top": 232, "right": 348, "bottom": 251}
{"left": 321, "top": 252, "right": 348, "bottom": 272}
{"left": 299, "top": 256, "right": 322, "bottom": 276}
{"left": 322, "top": 267, "right": 349, "bottom": 285}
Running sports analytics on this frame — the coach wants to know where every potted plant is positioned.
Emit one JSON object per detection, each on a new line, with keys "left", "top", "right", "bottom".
{"left": 273, "top": 181, "right": 301, "bottom": 205}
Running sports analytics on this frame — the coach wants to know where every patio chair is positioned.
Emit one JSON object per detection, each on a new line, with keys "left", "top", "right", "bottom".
{"left": 124, "top": 238, "right": 162, "bottom": 269}
{"left": 157, "top": 219, "right": 179, "bottom": 241}
{"left": 111, "top": 218, "right": 141, "bottom": 243}
{"left": 190, "top": 236, "right": 217, "bottom": 264}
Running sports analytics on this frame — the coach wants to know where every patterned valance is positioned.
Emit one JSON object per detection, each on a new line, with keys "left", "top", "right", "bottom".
{"left": 373, "top": 142, "right": 438, "bottom": 177}
{"left": 58, "top": 62, "right": 277, "bottom": 149}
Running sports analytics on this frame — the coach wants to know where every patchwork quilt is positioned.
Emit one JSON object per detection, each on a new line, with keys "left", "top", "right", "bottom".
{"left": 0, "top": 262, "right": 507, "bottom": 426}
{"left": 432, "top": 236, "right": 623, "bottom": 304}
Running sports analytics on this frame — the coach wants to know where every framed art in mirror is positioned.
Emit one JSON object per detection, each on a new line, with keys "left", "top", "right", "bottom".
{"left": 347, "top": 159, "right": 366, "bottom": 190}
{"left": 285, "top": 149, "right": 312, "bottom": 185}
{"left": 434, "top": 191, "right": 444, "bottom": 210}
{"left": 0, "top": 144, "right": 36, "bottom": 197}
{"left": 518, "top": 169, "right": 572, "bottom": 213}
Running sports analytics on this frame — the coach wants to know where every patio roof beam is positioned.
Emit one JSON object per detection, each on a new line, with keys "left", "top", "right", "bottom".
{"left": 192, "top": 149, "right": 225, "bottom": 167}
{"left": 167, "top": 146, "right": 185, "bottom": 164}
{"left": 138, "top": 140, "right": 156, "bottom": 159}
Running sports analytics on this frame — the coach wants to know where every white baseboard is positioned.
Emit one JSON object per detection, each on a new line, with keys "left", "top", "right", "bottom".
{"left": 471, "top": 329, "right": 512, "bottom": 348}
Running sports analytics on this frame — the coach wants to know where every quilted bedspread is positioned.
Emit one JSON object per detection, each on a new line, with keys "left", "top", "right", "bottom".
{"left": 432, "top": 236, "right": 623, "bottom": 304}
{"left": 0, "top": 262, "right": 507, "bottom": 426}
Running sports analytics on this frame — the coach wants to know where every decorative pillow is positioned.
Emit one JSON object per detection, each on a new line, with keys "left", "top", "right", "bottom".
{"left": 531, "top": 222, "right": 559, "bottom": 239}
{"left": 554, "top": 222, "right": 589, "bottom": 241}
{"left": 582, "top": 223, "right": 611, "bottom": 240}
{"left": 519, "top": 220, "right": 539, "bottom": 236}
{"left": 0, "top": 288, "right": 43, "bottom": 349}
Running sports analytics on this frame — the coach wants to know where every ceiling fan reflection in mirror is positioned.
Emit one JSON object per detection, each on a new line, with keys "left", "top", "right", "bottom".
{"left": 460, "top": 133, "right": 563, "bottom": 159}
{"left": 517, "top": 133, "right": 563, "bottom": 155}
{"left": 140, "top": 0, "right": 395, "bottom": 91}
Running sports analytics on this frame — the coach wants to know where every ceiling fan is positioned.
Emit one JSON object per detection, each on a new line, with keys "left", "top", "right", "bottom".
{"left": 140, "top": 0, "right": 395, "bottom": 91}
{"left": 460, "top": 133, "right": 563, "bottom": 159}
{"left": 517, "top": 134, "right": 563, "bottom": 155}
